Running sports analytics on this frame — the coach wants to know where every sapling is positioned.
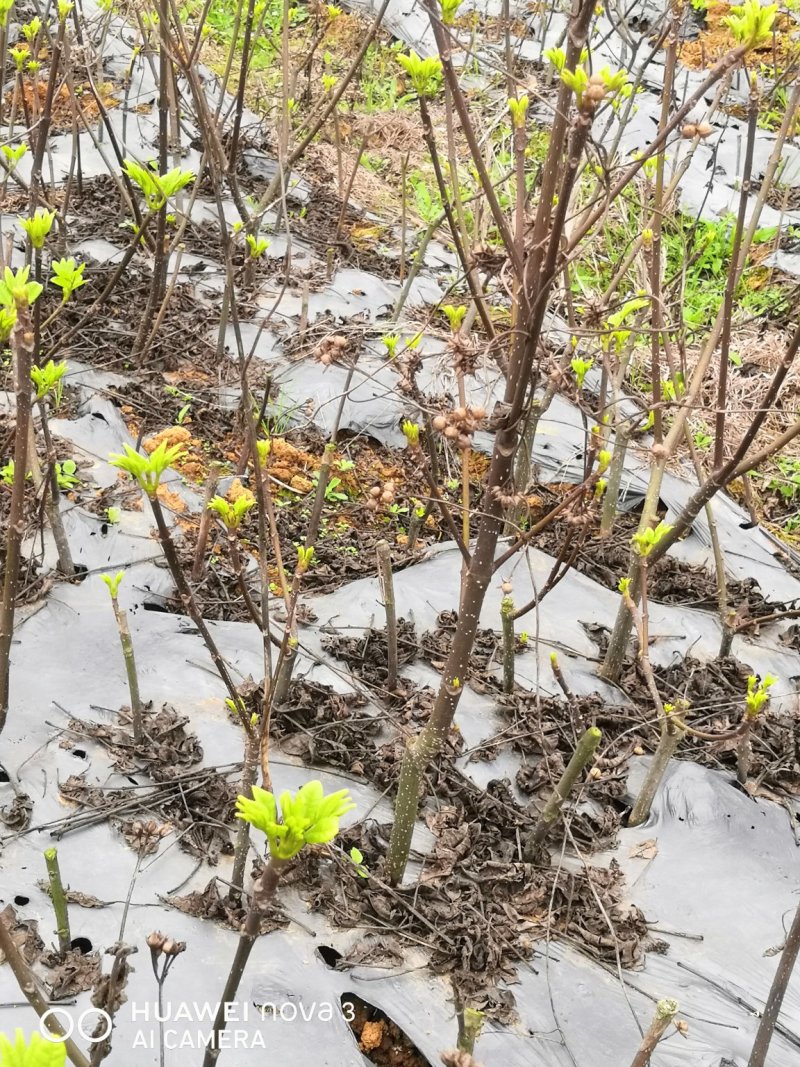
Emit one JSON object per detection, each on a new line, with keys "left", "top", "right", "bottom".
{"left": 500, "top": 588, "right": 514, "bottom": 694}
{"left": 202, "top": 781, "right": 355, "bottom": 1064}
{"left": 376, "top": 539, "right": 398, "bottom": 691}
{"left": 737, "top": 673, "right": 776, "bottom": 785}
{"left": 748, "top": 893, "right": 800, "bottom": 1067}
{"left": 101, "top": 570, "right": 144, "bottom": 744}
{"left": 629, "top": 999, "right": 680, "bottom": 1067}
{"left": 43, "top": 846, "right": 71, "bottom": 958}
{"left": 526, "top": 726, "right": 601, "bottom": 851}
{"left": 0, "top": 268, "right": 42, "bottom": 735}
{"left": 30, "top": 356, "right": 75, "bottom": 576}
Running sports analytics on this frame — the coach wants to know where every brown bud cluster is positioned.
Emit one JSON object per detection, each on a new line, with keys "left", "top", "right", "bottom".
{"left": 128, "top": 819, "right": 170, "bottom": 854}
{"left": 681, "top": 121, "right": 712, "bottom": 139}
{"left": 147, "top": 931, "right": 186, "bottom": 959}
{"left": 583, "top": 73, "right": 607, "bottom": 109}
{"left": 431, "top": 405, "right": 486, "bottom": 451}
{"left": 367, "top": 479, "right": 397, "bottom": 510}
{"left": 315, "top": 334, "right": 348, "bottom": 366}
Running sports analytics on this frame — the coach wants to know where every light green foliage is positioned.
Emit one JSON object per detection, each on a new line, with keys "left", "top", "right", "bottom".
{"left": 55, "top": 459, "right": 79, "bottom": 490}
{"left": 0, "top": 0, "right": 14, "bottom": 27}
{"left": 31, "top": 359, "right": 68, "bottom": 403}
{"left": 396, "top": 50, "right": 443, "bottom": 98}
{"left": 401, "top": 420, "right": 420, "bottom": 447}
{"left": 255, "top": 437, "right": 271, "bottom": 467}
{"left": 632, "top": 520, "right": 673, "bottom": 557}
{"left": 109, "top": 441, "right": 186, "bottom": 497}
{"left": 107, "top": 506, "right": 122, "bottom": 523}
{"left": 311, "top": 472, "right": 348, "bottom": 502}
{"left": 122, "top": 160, "right": 195, "bottom": 210}
{"left": 22, "top": 17, "right": 42, "bottom": 42}
{"left": 246, "top": 234, "right": 270, "bottom": 259}
{"left": 544, "top": 46, "right": 567, "bottom": 71}
{"left": 207, "top": 494, "right": 256, "bottom": 529}
{"left": 236, "top": 781, "right": 355, "bottom": 860}
{"left": 296, "top": 545, "right": 315, "bottom": 573}
{"left": 560, "top": 65, "right": 589, "bottom": 106}
{"left": 745, "top": 673, "right": 777, "bottom": 718}
{"left": 1, "top": 145, "right": 27, "bottom": 169}
{"left": 50, "top": 258, "right": 86, "bottom": 302}
{"left": 618, "top": 576, "right": 631, "bottom": 595}
{"left": 10, "top": 47, "right": 27, "bottom": 71}
{"left": 0, "top": 309, "right": 16, "bottom": 343}
{"left": 570, "top": 355, "right": 593, "bottom": 388}
{"left": 102, "top": 570, "right": 125, "bottom": 599}
{"left": 0, "top": 266, "right": 42, "bottom": 309}
{"left": 441, "top": 304, "right": 467, "bottom": 332}
{"left": 508, "top": 95, "right": 529, "bottom": 129}
{"left": 440, "top": 0, "right": 462, "bottom": 23}
{"left": 596, "top": 449, "right": 611, "bottom": 474}
{"left": 723, "top": 0, "right": 777, "bottom": 46}
{"left": 349, "top": 846, "right": 369, "bottom": 876}
{"left": 0, "top": 1031, "right": 66, "bottom": 1066}
{"left": 382, "top": 334, "right": 400, "bottom": 358}
{"left": 58, "top": 0, "right": 74, "bottom": 20}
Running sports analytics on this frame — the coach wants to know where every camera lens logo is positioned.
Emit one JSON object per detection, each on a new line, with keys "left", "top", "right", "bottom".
{"left": 39, "top": 1008, "right": 113, "bottom": 1044}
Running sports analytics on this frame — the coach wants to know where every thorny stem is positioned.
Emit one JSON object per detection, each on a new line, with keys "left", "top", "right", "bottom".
{"left": 109, "top": 594, "right": 144, "bottom": 744}
{"left": 202, "top": 857, "right": 287, "bottom": 1066}
{"left": 230, "top": 728, "right": 260, "bottom": 898}
{"left": 149, "top": 493, "right": 245, "bottom": 713}
{"left": 43, "top": 846, "right": 71, "bottom": 958}
{"left": 0, "top": 907, "right": 91, "bottom": 1067}
{"left": 0, "top": 302, "right": 34, "bottom": 735}
{"left": 629, "top": 998, "right": 679, "bottom": 1067}
{"left": 527, "top": 726, "right": 601, "bottom": 851}
{"left": 748, "top": 895, "right": 800, "bottom": 1067}
{"left": 376, "top": 540, "right": 398, "bottom": 692}
{"left": 500, "top": 595, "right": 515, "bottom": 695}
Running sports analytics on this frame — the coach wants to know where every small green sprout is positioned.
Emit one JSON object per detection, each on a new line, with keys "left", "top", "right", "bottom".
{"left": 10, "top": 47, "right": 27, "bottom": 71}
{"left": 560, "top": 65, "right": 589, "bottom": 106}
{"left": 50, "top": 258, "right": 86, "bottom": 302}
{"left": 0, "top": 0, "right": 14, "bottom": 27}
{"left": 597, "top": 449, "right": 611, "bottom": 475}
{"left": 58, "top": 0, "right": 74, "bottom": 20}
{"left": 296, "top": 545, "right": 315, "bottom": 573}
{"left": 0, "top": 1030, "right": 66, "bottom": 1066}
{"left": 382, "top": 334, "right": 400, "bottom": 358}
{"left": 108, "top": 441, "right": 186, "bottom": 497}
{"left": 107, "top": 506, "right": 122, "bottom": 524}
{"left": 349, "top": 846, "right": 369, "bottom": 877}
{"left": 236, "top": 781, "right": 355, "bottom": 860}
{"left": 255, "top": 437, "right": 271, "bottom": 467}
{"left": 519, "top": 631, "right": 528, "bottom": 645}
{"left": 618, "top": 576, "right": 631, "bottom": 595}
{"left": 322, "top": 73, "right": 337, "bottom": 93}
{"left": 631, "top": 521, "right": 673, "bottom": 557}
{"left": 31, "top": 359, "right": 68, "bottom": 403}
{"left": 397, "top": 50, "right": 443, "bottom": 98}
{"left": 208, "top": 494, "right": 256, "bottom": 530}
{"left": 571, "top": 355, "right": 594, "bottom": 389}
{"left": 246, "top": 234, "right": 270, "bottom": 259}
{"left": 0, "top": 265, "right": 42, "bottom": 309}
{"left": 225, "top": 696, "right": 248, "bottom": 720}
{"left": 441, "top": 304, "right": 467, "bottom": 332}
{"left": 544, "top": 46, "right": 566, "bottom": 71}
{"left": 26, "top": 60, "right": 41, "bottom": 75}
{"left": 22, "top": 16, "right": 42, "bottom": 42}
{"left": 723, "top": 0, "right": 777, "bottom": 47}
{"left": 122, "top": 159, "right": 195, "bottom": 210}
{"left": 595, "top": 477, "right": 607, "bottom": 499}
{"left": 413, "top": 500, "right": 426, "bottom": 518}
{"left": 326, "top": 3, "right": 342, "bottom": 15}
{"left": 404, "top": 333, "right": 423, "bottom": 351}
{"left": 508, "top": 95, "right": 529, "bottom": 129}
{"left": 440, "top": 0, "right": 462, "bottom": 24}
{"left": 0, "top": 308, "right": 16, "bottom": 343}
{"left": 402, "top": 420, "right": 420, "bottom": 448}
{"left": 102, "top": 570, "right": 125, "bottom": 599}
{"left": 745, "top": 673, "right": 777, "bottom": 719}
{"left": 1, "top": 144, "right": 27, "bottom": 169}
{"left": 55, "top": 459, "right": 80, "bottom": 490}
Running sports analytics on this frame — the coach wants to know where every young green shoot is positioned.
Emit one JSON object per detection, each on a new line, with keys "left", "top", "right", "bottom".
{"left": 108, "top": 441, "right": 186, "bottom": 497}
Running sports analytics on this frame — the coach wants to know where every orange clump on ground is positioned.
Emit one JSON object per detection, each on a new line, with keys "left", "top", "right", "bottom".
{"left": 359, "top": 1020, "right": 385, "bottom": 1052}
{"left": 677, "top": 3, "right": 794, "bottom": 69}
{"left": 4, "top": 76, "right": 119, "bottom": 131}
{"left": 143, "top": 425, "right": 209, "bottom": 484}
